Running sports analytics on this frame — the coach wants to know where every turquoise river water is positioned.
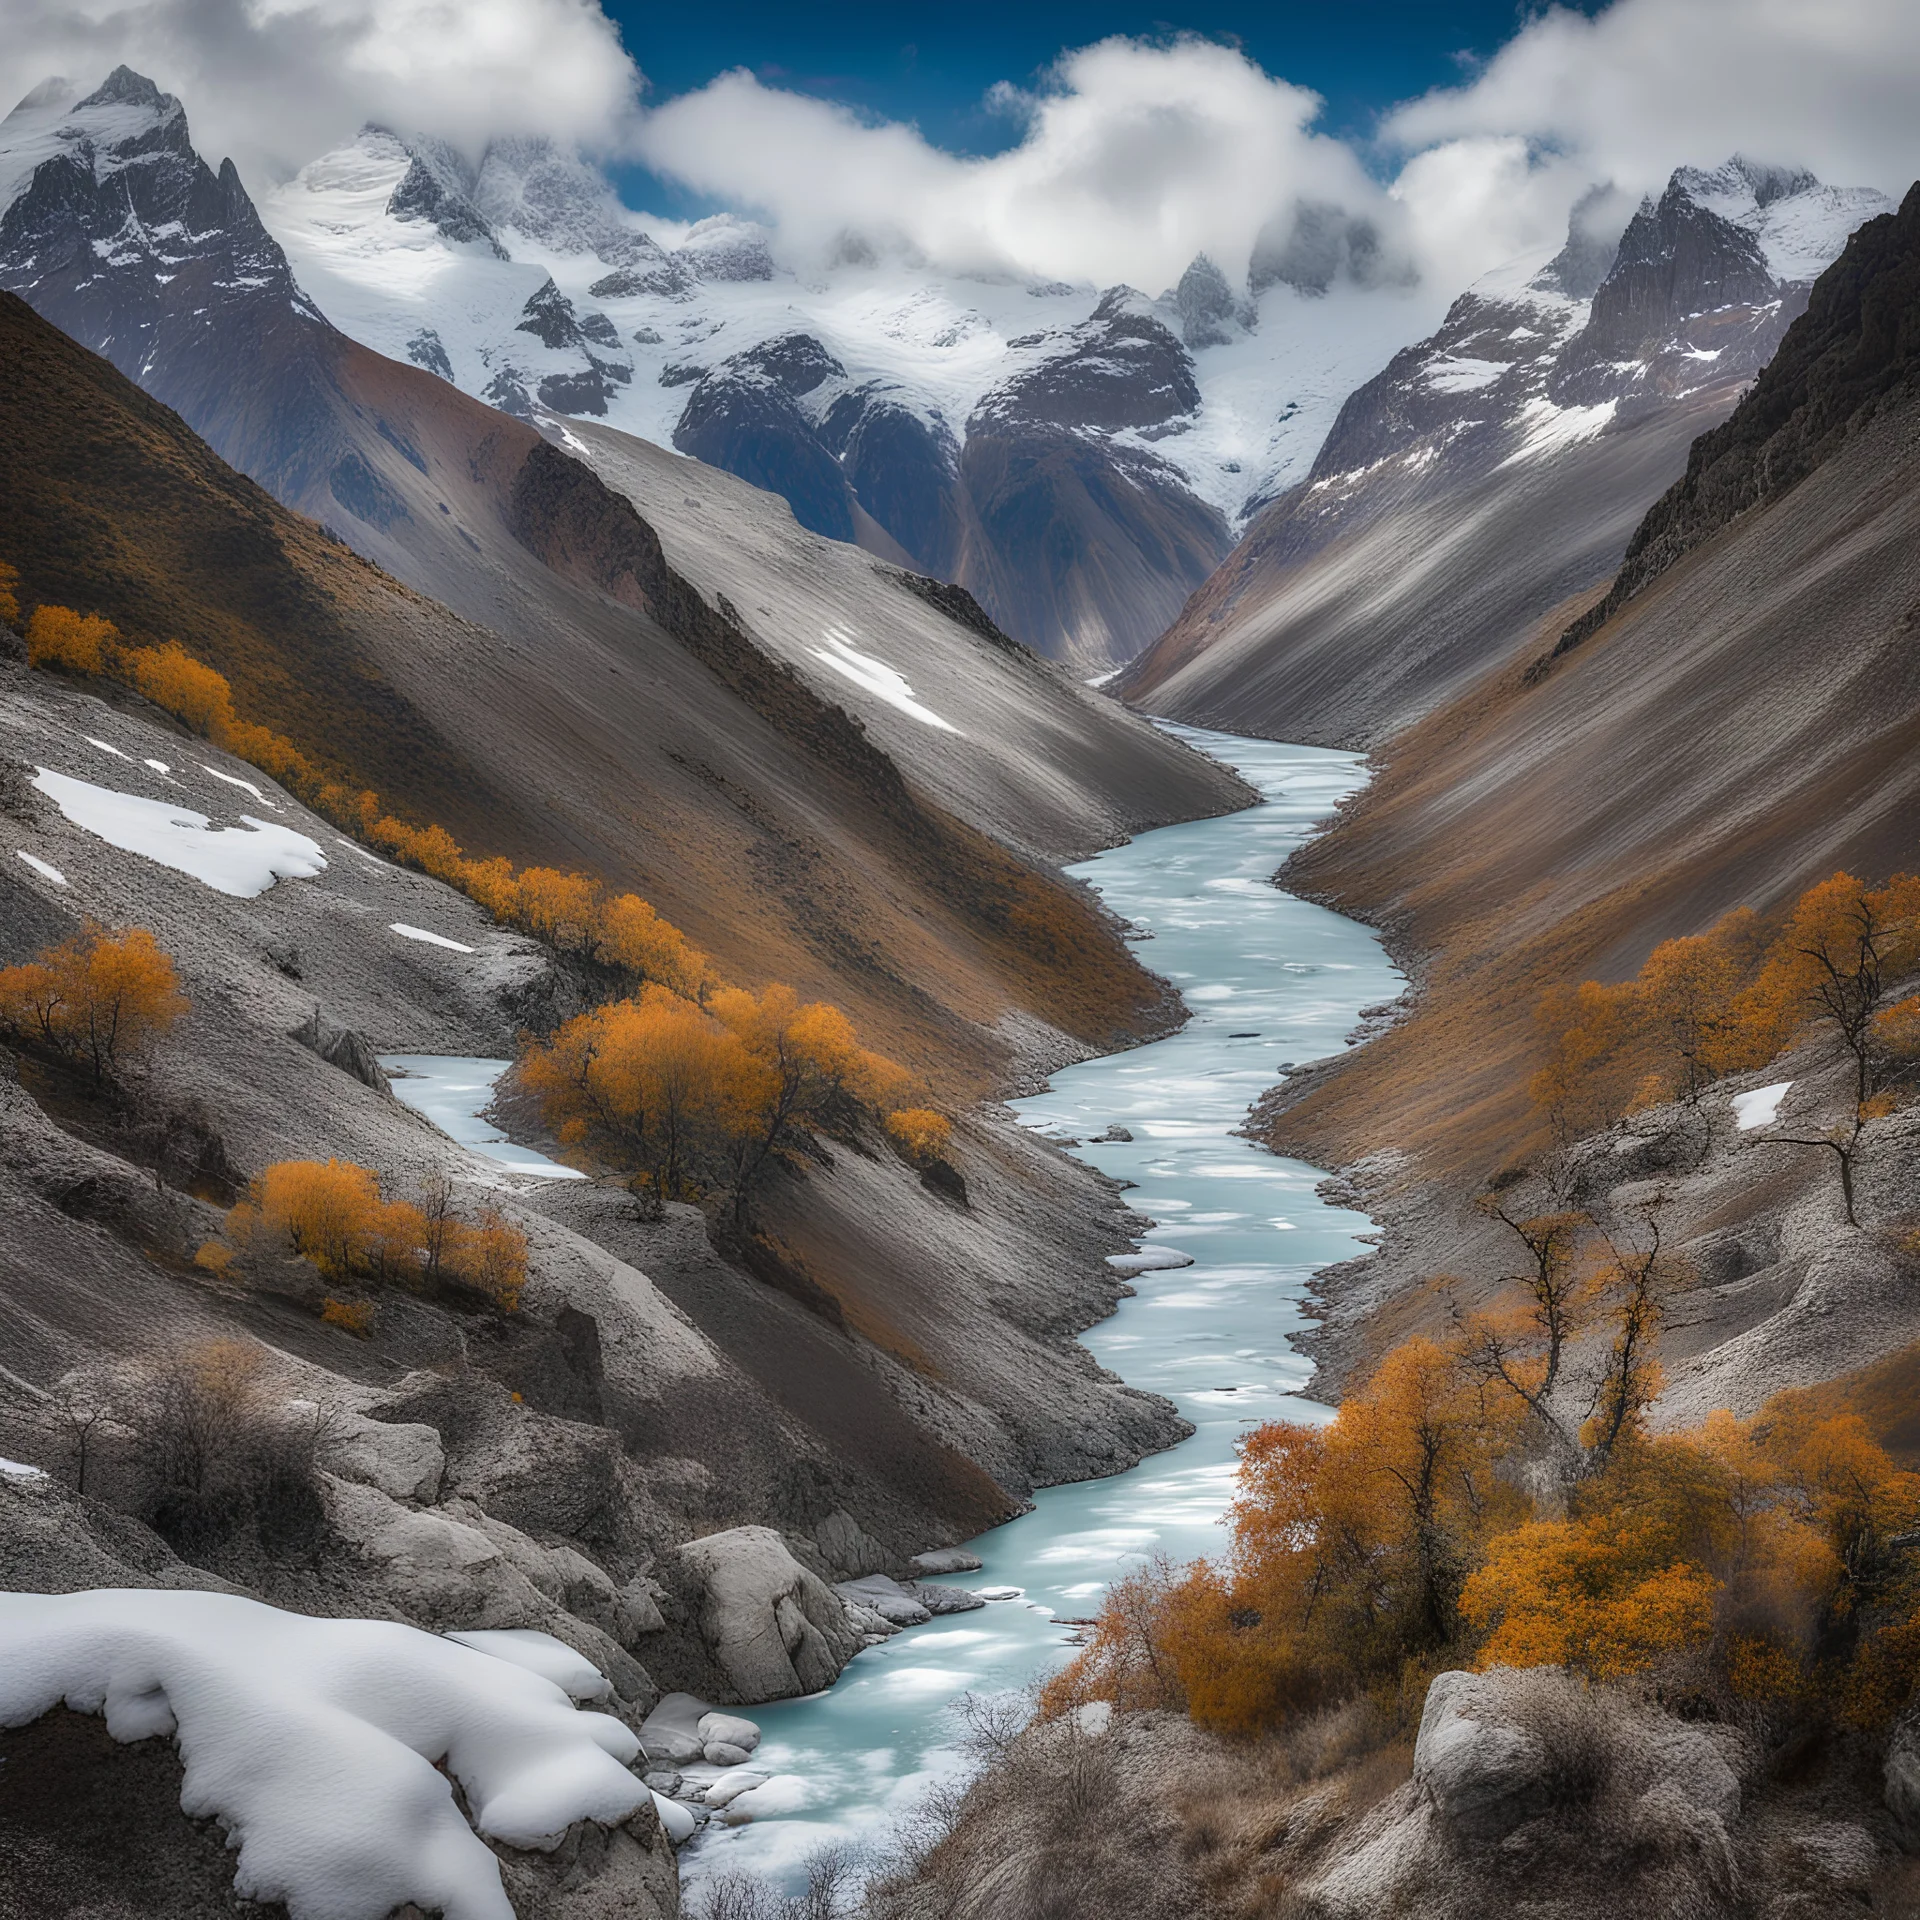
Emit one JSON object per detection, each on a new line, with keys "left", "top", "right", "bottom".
{"left": 677, "top": 724, "right": 1403, "bottom": 1890}
{"left": 379, "top": 727, "right": 1401, "bottom": 1893}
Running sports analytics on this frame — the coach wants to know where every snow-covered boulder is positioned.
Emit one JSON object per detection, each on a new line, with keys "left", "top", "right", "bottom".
{"left": 0, "top": 1589, "right": 654, "bottom": 1920}
{"left": 675, "top": 1526, "right": 860, "bottom": 1700}
{"left": 446, "top": 1627, "right": 612, "bottom": 1704}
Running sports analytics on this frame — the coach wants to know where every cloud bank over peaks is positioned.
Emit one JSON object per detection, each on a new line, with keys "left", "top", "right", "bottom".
{"left": 0, "top": 0, "right": 644, "bottom": 183}
{"left": 1387, "top": 0, "right": 1920, "bottom": 207}
{"left": 635, "top": 37, "right": 1458, "bottom": 295}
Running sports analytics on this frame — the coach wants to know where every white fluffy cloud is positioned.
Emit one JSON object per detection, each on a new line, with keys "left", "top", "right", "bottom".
{"left": 0, "top": 0, "right": 642, "bottom": 179}
{"left": 1, "top": 0, "right": 1911, "bottom": 295}
{"left": 636, "top": 37, "right": 1396, "bottom": 292}
{"left": 1388, "top": 0, "right": 1920, "bottom": 203}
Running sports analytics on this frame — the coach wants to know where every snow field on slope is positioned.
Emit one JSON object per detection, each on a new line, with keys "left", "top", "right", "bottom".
{"left": 32, "top": 767, "right": 329, "bottom": 897}
{"left": 0, "top": 1590, "right": 648, "bottom": 1920}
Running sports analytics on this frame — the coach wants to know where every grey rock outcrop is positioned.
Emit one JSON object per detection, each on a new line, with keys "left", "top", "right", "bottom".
{"left": 1886, "top": 1712, "right": 1920, "bottom": 1848}
{"left": 317, "top": 1409, "right": 444, "bottom": 1502}
{"left": 675, "top": 1525, "right": 861, "bottom": 1700}
{"left": 290, "top": 1005, "right": 392, "bottom": 1093}
{"left": 1413, "top": 1668, "right": 1553, "bottom": 1840}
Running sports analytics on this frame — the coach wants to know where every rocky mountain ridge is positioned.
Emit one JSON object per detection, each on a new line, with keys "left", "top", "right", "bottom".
{"left": 1121, "top": 157, "right": 1890, "bottom": 743}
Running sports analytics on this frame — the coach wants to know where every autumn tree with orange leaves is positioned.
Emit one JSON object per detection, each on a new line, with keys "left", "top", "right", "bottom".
{"left": 1054, "top": 1347, "right": 1920, "bottom": 1742}
{"left": 523, "top": 980, "right": 919, "bottom": 1221}
{"left": 219, "top": 1158, "right": 527, "bottom": 1312}
{"left": 0, "top": 922, "right": 188, "bottom": 1083}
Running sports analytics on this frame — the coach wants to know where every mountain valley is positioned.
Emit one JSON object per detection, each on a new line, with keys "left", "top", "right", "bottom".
{"left": 4, "top": 33, "right": 1920, "bottom": 1920}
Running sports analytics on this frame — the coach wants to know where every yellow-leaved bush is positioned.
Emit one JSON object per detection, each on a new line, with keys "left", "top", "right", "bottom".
{"left": 214, "top": 1158, "right": 528, "bottom": 1313}
{"left": 0, "top": 922, "right": 188, "bottom": 1083}
{"left": 1049, "top": 1331, "right": 1920, "bottom": 1738}
{"left": 521, "top": 981, "right": 925, "bottom": 1219}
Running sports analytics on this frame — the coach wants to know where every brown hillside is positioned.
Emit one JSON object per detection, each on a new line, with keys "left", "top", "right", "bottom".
{"left": 0, "top": 293, "right": 1235, "bottom": 1095}
{"left": 1271, "top": 371, "right": 1920, "bottom": 1187}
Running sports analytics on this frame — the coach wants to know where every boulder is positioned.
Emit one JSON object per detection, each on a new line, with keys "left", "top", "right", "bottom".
{"left": 1887, "top": 1713, "right": 1920, "bottom": 1850}
{"left": 704, "top": 1767, "right": 770, "bottom": 1808}
{"left": 616, "top": 1578, "right": 666, "bottom": 1641}
{"left": 639, "top": 1692, "right": 708, "bottom": 1765}
{"left": 837, "top": 1574, "right": 931, "bottom": 1628}
{"left": 697, "top": 1710, "right": 762, "bottom": 1753}
{"left": 703, "top": 1741, "right": 754, "bottom": 1767}
{"left": 1412, "top": 1669, "right": 1551, "bottom": 1841}
{"left": 907, "top": 1580, "right": 985, "bottom": 1616}
{"left": 319, "top": 1412, "right": 445, "bottom": 1503}
{"left": 814, "top": 1509, "right": 889, "bottom": 1579}
{"left": 676, "top": 1526, "right": 860, "bottom": 1700}
{"left": 910, "top": 1548, "right": 984, "bottom": 1576}
{"left": 1637, "top": 1721, "right": 1740, "bottom": 1824}
{"left": 290, "top": 1006, "right": 392, "bottom": 1094}
{"left": 491, "top": 1804, "right": 680, "bottom": 1920}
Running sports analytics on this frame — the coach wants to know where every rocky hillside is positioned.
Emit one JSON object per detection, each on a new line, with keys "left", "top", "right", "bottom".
{"left": 0, "top": 288, "right": 1248, "bottom": 1102}
{"left": 1122, "top": 159, "right": 1890, "bottom": 745}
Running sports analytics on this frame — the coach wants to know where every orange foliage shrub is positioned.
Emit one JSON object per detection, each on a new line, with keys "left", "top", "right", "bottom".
{"left": 320, "top": 1296, "right": 376, "bottom": 1336}
{"left": 524, "top": 980, "right": 916, "bottom": 1217}
{"left": 515, "top": 867, "right": 601, "bottom": 951}
{"left": 0, "top": 921, "right": 187, "bottom": 1082}
{"left": 0, "top": 560, "right": 19, "bottom": 629}
{"left": 221, "top": 1159, "right": 527, "bottom": 1310}
{"left": 122, "top": 641, "right": 238, "bottom": 736}
{"left": 597, "top": 893, "right": 714, "bottom": 1000}
{"left": 443, "top": 1205, "right": 529, "bottom": 1312}
{"left": 25, "top": 605, "right": 117, "bottom": 674}
{"left": 886, "top": 1108, "right": 953, "bottom": 1166}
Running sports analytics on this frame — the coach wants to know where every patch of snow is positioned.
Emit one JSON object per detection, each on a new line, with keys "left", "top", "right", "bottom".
{"left": 1733, "top": 1081, "right": 1792, "bottom": 1131}
{"left": 446, "top": 1629, "right": 611, "bottom": 1704}
{"left": 84, "top": 736, "right": 131, "bottom": 759}
{"left": 144, "top": 758, "right": 171, "bottom": 773}
{"left": 15, "top": 850, "right": 66, "bottom": 885}
{"left": 0, "top": 1456, "right": 48, "bottom": 1479}
{"left": 202, "top": 763, "right": 279, "bottom": 808}
{"left": 651, "top": 1792, "right": 697, "bottom": 1843}
{"left": 1106, "top": 1248, "right": 1196, "bottom": 1275}
{"left": 1424, "top": 355, "right": 1508, "bottom": 394}
{"left": 33, "top": 768, "right": 328, "bottom": 898}
{"left": 811, "top": 628, "right": 961, "bottom": 734}
{"left": 0, "top": 1588, "right": 648, "bottom": 1920}
{"left": 1499, "top": 396, "right": 1617, "bottom": 466}
{"left": 391, "top": 923, "right": 477, "bottom": 953}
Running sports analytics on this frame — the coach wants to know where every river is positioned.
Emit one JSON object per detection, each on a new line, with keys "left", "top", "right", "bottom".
{"left": 676, "top": 724, "right": 1403, "bottom": 1891}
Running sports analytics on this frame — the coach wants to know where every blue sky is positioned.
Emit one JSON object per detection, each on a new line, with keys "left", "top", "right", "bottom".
{"left": 606, "top": 2, "right": 1603, "bottom": 211}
